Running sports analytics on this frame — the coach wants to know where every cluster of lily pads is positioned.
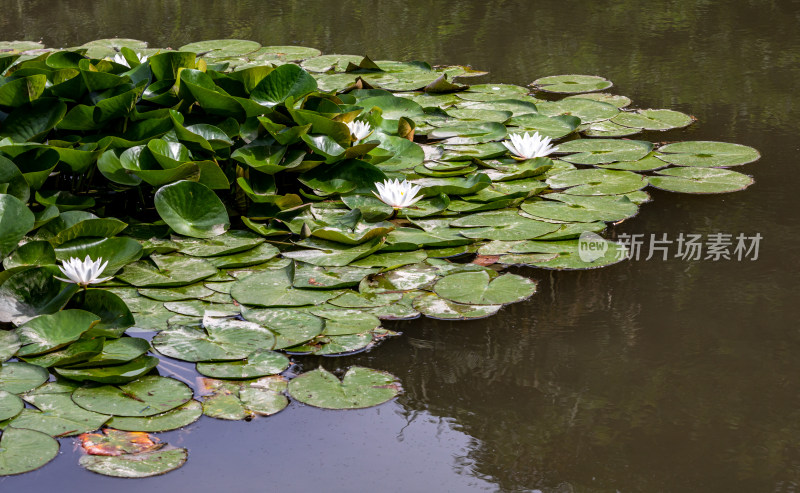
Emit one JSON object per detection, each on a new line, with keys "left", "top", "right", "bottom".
{"left": 0, "top": 38, "right": 759, "bottom": 478}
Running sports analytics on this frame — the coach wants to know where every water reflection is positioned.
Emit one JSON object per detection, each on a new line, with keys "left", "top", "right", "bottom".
{"left": 1, "top": 0, "right": 799, "bottom": 491}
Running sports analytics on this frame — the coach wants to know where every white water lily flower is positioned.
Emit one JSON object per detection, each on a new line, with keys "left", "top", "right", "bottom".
{"left": 55, "top": 256, "right": 113, "bottom": 288}
{"left": 346, "top": 120, "right": 372, "bottom": 141}
{"left": 503, "top": 131, "right": 557, "bottom": 159}
{"left": 373, "top": 179, "right": 424, "bottom": 209}
{"left": 112, "top": 52, "right": 148, "bottom": 68}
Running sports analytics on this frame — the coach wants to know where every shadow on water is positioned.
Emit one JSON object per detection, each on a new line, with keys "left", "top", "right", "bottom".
{"left": 1, "top": 0, "right": 800, "bottom": 491}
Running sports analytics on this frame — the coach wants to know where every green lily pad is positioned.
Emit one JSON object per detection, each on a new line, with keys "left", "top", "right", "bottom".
{"left": 282, "top": 237, "right": 384, "bottom": 267}
{"left": 207, "top": 243, "right": 280, "bottom": 268}
{"left": 154, "top": 180, "right": 229, "bottom": 239}
{"left": 507, "top": 114, "right": 581, "bottom": 139}
{"left": 531, "top": 74, "right": 612, "bottom": 94}
{"left": 293, "top": 263, "right": 378, "bottom": 289}
{"left": 412, "top": 292, "right": 502, "bottom": 320}
{"left": 54, "top": 355, "right": 159, "bottom": 384}
{"left": 71, "top": 375, "right": 193, "bottom": 417}
{"left": 655, "top": 141, "right": 760, "bottom": 168}
{"left": 117, "top": 255, "right": 218, "bottom": 287}
{"left": 520, "top": 193, "right": 639, "bottom": 223}
{"left": 231, "top": 264, "right": 344, "bottom": 307}
{"left": 173, "top": 230, "right": 265, "bottom": 257}
{"left": 239, "top": 307, "right": 324, "bottom": 349}
{"left": 106, "top": 399, "right": 202, "bottom": 432}
{"left": 139, "top": 282, "right": 214, "bottom": 302}
{"left": 79, "top": 448, "right": 188, "bottom": 478}
{"left": 152, "top": 319, "right": 276, "bottom": 362}
{"left": 20, "top": 337, "right": 104, "bottom": 368}
{"left": 196, "top": 349, "right": 289, "bottom": 379}
{"left": 180, "top": 39, "right": 260, "bottom": 57}
{"left": 10, "top": 391, "right": 109, "bottom": 436}
{"left": 537, "top": 98, "right": 619, "bottom": 123}
{"left": 0, "top": 194, "right": 34, "bottom": 257}
{"left": 434, "top": 271, "right": 536, "bottom": 305}
{"left": 66, "top": 337, "right": 150, "bottom": 368}
{"left": 450, "top": 210, "right": 561, "bottom": 240}
{"left": 580, "top": 120, "right": 643, "bottom": 138}
{"left": 648, "top": 167, "right": 754, "bottom": 194}
{"left": 567, "top": 92, "right": 631, "bottom": 108}
{"left": 200, "top": 376, "right": 288, "bottom": 419}
{"left": 16, "top": 310, "right": 100, "bottom": 357}
{"left": 428, "top": 122, "right": 507, "bottom": 145}
{"left": 556, "top": 139, "right": 653, "bottom": 164}
{"left": 0, "top": 362, "right": 49, "bottom": 394}
{"left": 288, "top": 366, "right": 400, "bottom": 409}
{"left": 0, "top": 391, "right": 23, "bottom": 421}
{"left": 546, "top": 169, "right": 647, "bottom": 195}
{"left": 0, "top": 427, "right": 59, "bottom": 476}
{"left": 0, "top": 331, "right": 21, "bottom": 363}
{"left": 611, "top": 108, "right": 693, "bottom": 130}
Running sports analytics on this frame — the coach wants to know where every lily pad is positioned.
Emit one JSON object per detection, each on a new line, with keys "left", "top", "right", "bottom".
{"left": 287, "top": 366, "right": 400, "bottom": 409}
{"left": 10, "top": 391, "right": 109, "bottom": 437}
{"left": 0, "top": 391, "right": 23, "bottom": 421}
{"left": 0, "top": 362, "right": 49, "bottom": 394}
{"left": 55, "top": 355, "right": 159, "bottom": 384}
{"left": 531, "top": 74, "right": 612, "bottom": 94}
{"left": 79, "top": 448, "right": 188, "bottom": 478}
{"left": 16, "top": 310, "right": 100, "bottom": 357}
{"left": 231, "top": 264, "right": 343, "bottom": 307}
{"left": 546, "top": 169, "right": 647, "bottom": 195}
{"left": 152, "top": 319, "right": 276, "bottom": 362}
{"left": 655, "top": 141, "right": 760, "bottom": 168}
{"left": 648, "top": 167, "right": 754, "bottom": 194}
{"left": 154, "top": 180, "right": 230, "bottom": 238}
{"left": 0, "top": 427, "right": 59, "bottom": 476}
{"left": 71, "top": 375, "right": 193, "bottom": 417}
{"left": 611, "top": 109, "right": 693, "bottom": 130}
{"left": 434, "top": 271, "right": 536, "bottom": 305}
{"left": 412, "top": 292, "right": 502, "bottom": 320}
{"left": 107, "top": 400, "right": 203, "bottom": 432}
{"left": 556, "top": 139, "right": 653, "bottom": 165}
{"left": 196, "top": 349, "right": 289, "bottom": 379}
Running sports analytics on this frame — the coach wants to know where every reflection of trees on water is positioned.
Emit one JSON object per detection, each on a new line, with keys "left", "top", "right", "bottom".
{"left": 1, "top": 0, "right": 798, "bottom": 129}
{"left": 367, "top": 263, "right": 800, "bottom": 492}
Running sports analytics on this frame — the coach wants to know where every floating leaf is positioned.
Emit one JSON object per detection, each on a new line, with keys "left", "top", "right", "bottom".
{"left": 556, "top": 139, "right": 653, "bottom": 165}
{"left": 71, "top": 376, "right": 193, "bottom": 417}
{"left": 152, "top": 319, "right": 276, "bottom": 362}
{"left": 79, "top": 448, "right": 188, "bottom": 478}
{"left": 10, "top": 391, "right": 109, "bottom": 437}
{"left": 648, "top": 167, "right": 754, "bottom": 194}
{"left": 655, "top": 141, "right": 760, "bottom": 168}
{"left": 16, "top": 310, "right": 100, "bottom": 357}
{"left": 196, "top": 349, "right": 289, "bottom": 379}
{"left": 546, "top": 169, "right": 647, "bottom": 195}
{"left": 107, "top": 400, "right": 203, "bottom": 432}
{"left": 0, "top": 391, "right": 23, "bottom": 422}
{"left": 80, "top": 429, "right": 160, "bottom": 456}
{"left": 531, "top": 74, "right": 612, "bottom": 94}
{"left": 434, "top": 271, "right": 536, "bottom": 305}
{"left": 288, "top": 366, "right": 400, "bottom": 409}
{"left": 412, "top": 292, "right": 502, "bottom": 320}
{"left": 54, "top": 355, "right": 159, "bottom": 384}
{"left": 0, "top": 427, "right": 59, "bottom": 476}
{"left": 0, "top": 362, "right": 49, "bottom": 394}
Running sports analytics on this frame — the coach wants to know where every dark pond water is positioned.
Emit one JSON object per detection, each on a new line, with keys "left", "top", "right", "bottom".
{"left": 2, "top": 0, "right": 800, "bottom": 491}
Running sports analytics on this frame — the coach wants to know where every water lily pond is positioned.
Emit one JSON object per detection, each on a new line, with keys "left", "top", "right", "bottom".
{"left": 0, "top": 1, "right": 797, "bottom": 491}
